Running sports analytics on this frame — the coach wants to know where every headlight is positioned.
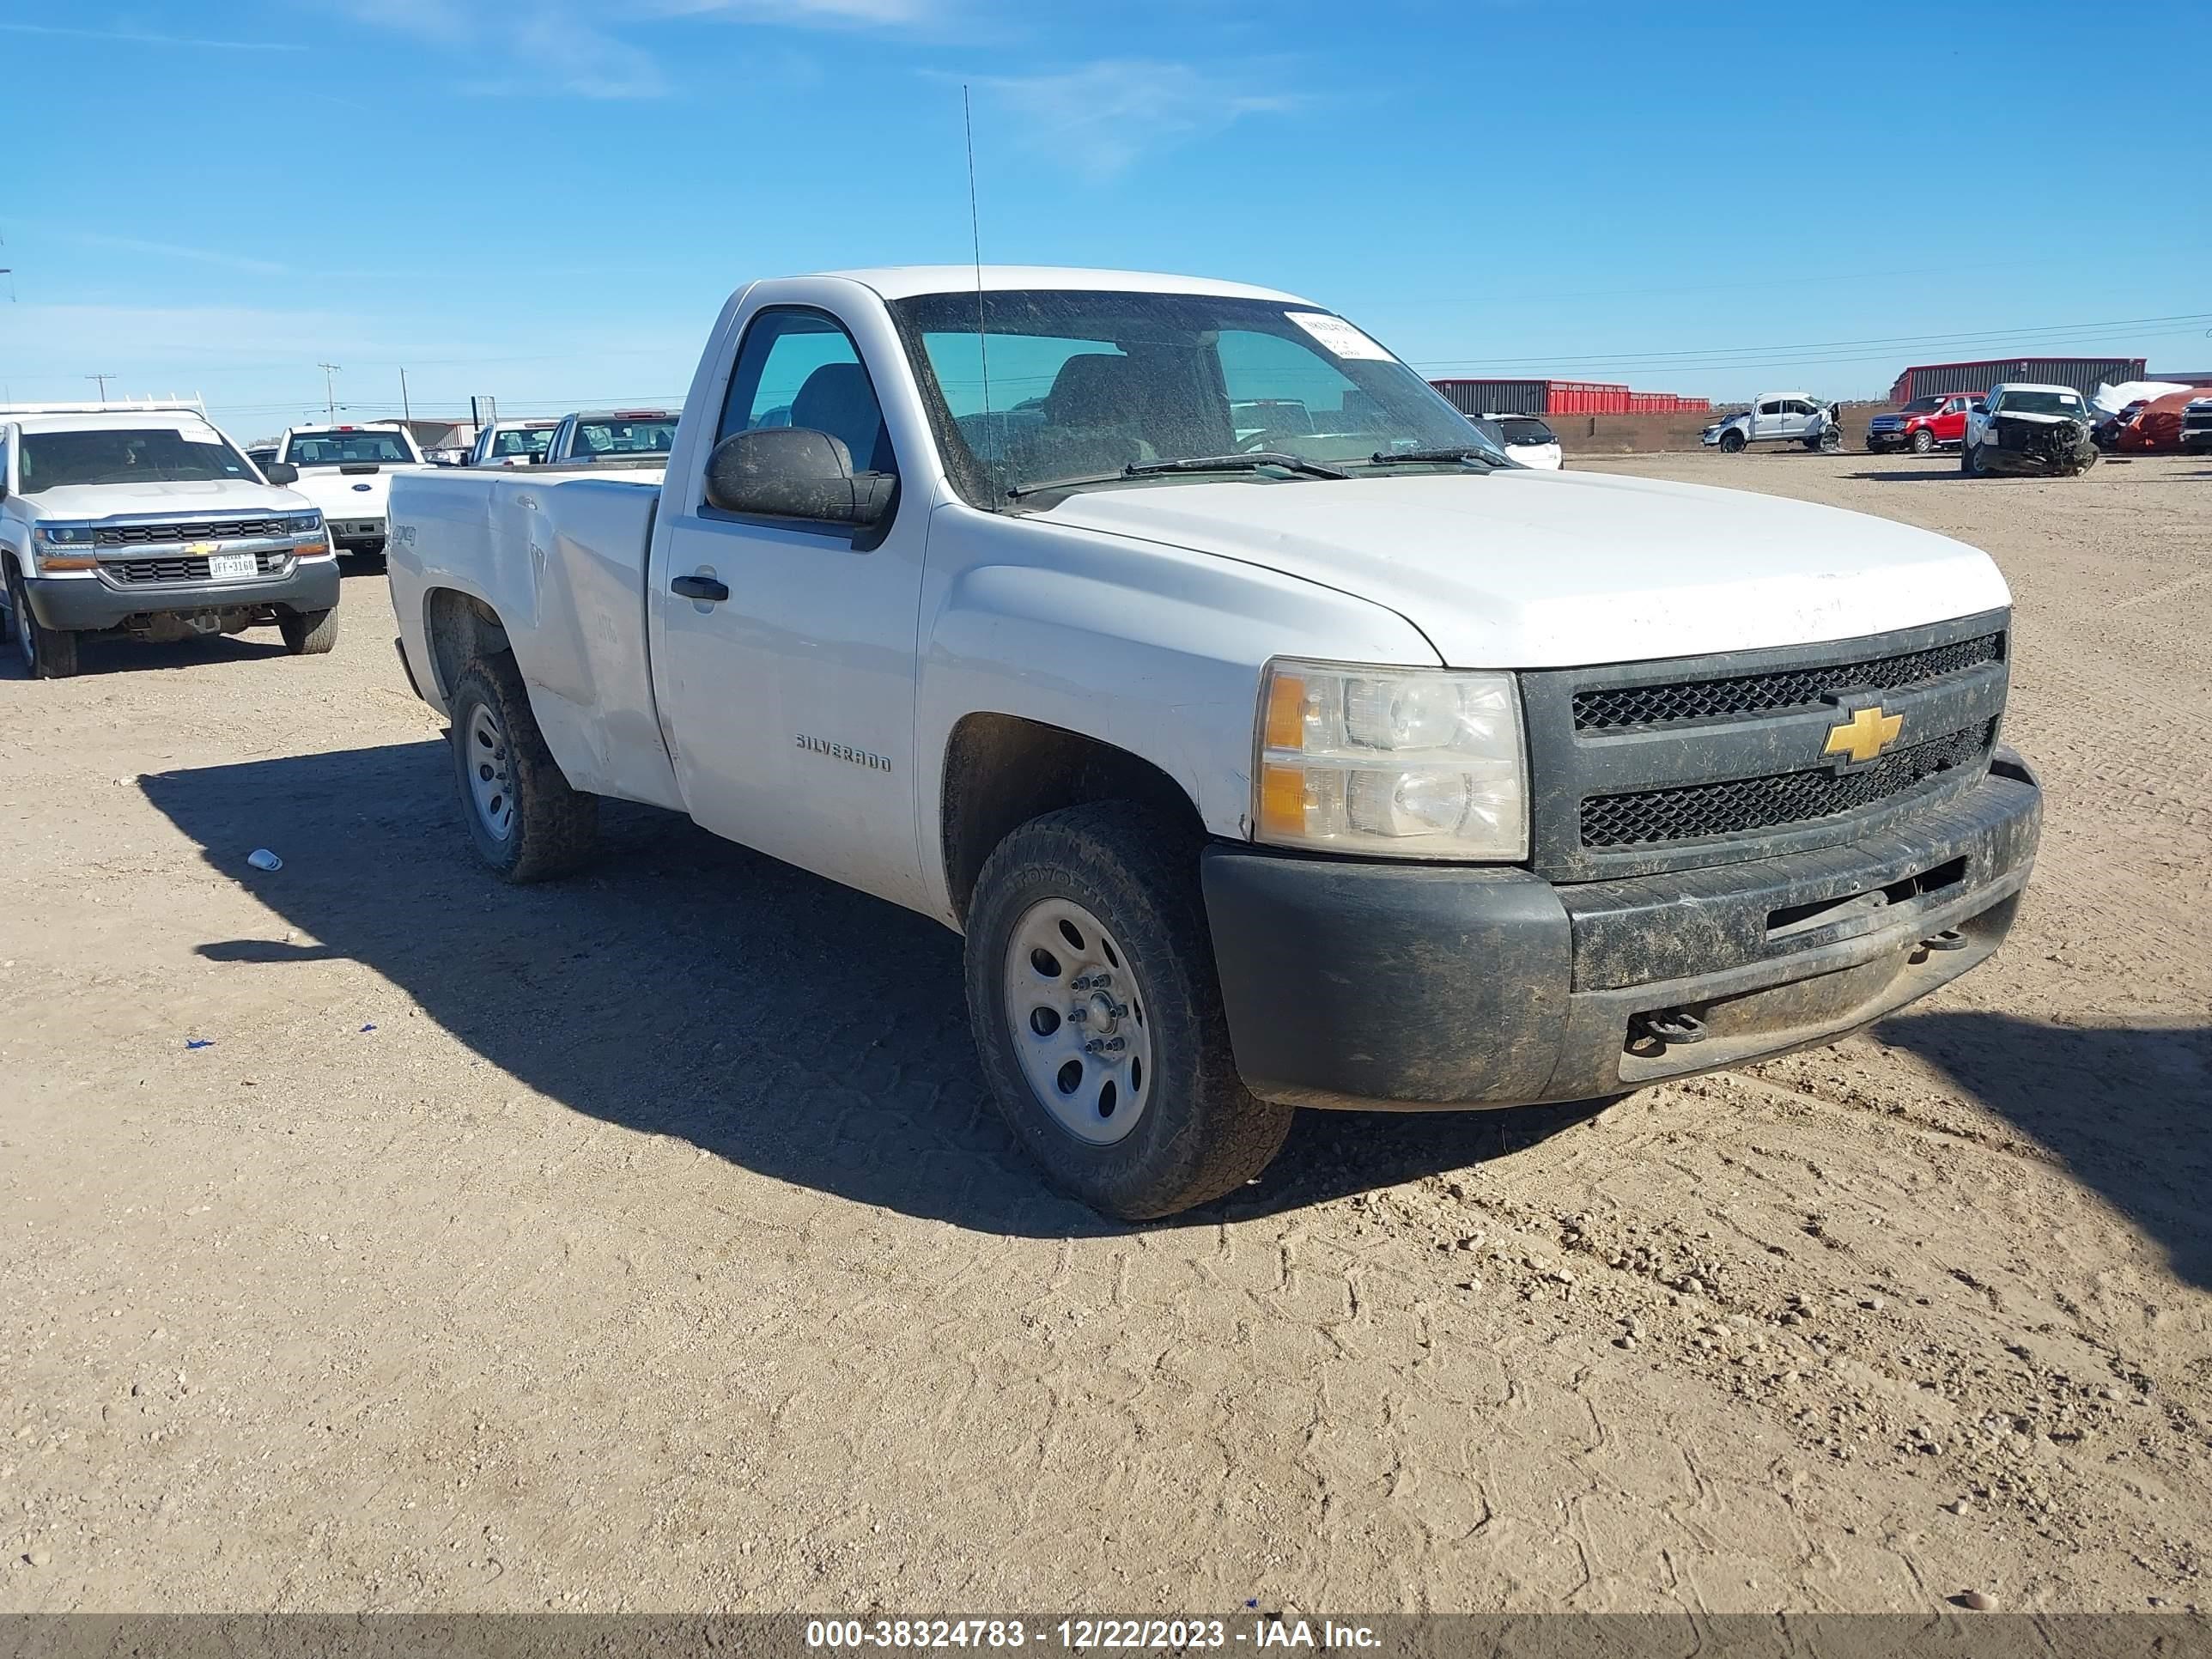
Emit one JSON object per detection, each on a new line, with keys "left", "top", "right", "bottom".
{"left": 284, "top": 512, "right": 325, "bottom": 535}
{"left": 30, "top": 524, "right": 100, "bottom": 570}
{"left": 1254, "top": 659, "right": 1528, "bottom": 861}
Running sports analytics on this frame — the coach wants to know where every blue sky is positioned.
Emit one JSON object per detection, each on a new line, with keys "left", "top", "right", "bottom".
{"left": 2, "top": 2, "right": 2206, "bottom": 438}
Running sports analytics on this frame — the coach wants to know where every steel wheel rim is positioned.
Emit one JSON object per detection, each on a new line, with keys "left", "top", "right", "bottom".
{"left": 1002, "top": 896, "right": 1154, "bottom": 1146}
{"left": 465, "top": 703, "right": 515, "bottom": 842}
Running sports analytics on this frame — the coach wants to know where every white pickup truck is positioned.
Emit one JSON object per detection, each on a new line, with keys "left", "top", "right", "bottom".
{"left": 387, "top": 266, "right": 2041, "bottom": 1219}
{"left": 3, "top": 405, "right": 339, "bottom": 678}
{"left": 276, "top": 422, "right": 429, "bottom": 562}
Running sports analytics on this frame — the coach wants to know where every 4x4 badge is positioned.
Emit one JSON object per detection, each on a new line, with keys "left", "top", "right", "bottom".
{"left": 1823, "top": 703, "right": 1904, "bottom": 766}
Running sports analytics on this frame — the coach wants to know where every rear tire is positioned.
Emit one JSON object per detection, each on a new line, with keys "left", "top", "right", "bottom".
{"left": 1718, "top": 429, "right": 1746, "bottom": 453}
{"left": 279, "top": 608, "right": 338, "bottom": 655}
{"left": 964, "top": 802, "right": 1295, "bottom": 1220}
{"left": 447, "top": 655, "right": 598, "bottom": 883}
{"left": 5, "top": 560, "right": 80, "bottom": 679}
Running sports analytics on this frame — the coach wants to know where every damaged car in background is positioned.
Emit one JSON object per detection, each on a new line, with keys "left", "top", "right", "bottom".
{"left": 1963, "top": 384, "right": 2098, "bottom": 477}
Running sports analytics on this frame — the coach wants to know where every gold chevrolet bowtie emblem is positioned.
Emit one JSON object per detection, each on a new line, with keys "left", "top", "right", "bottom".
{"left": 1824, "top": 704, "right": 1904, "bottom": 765}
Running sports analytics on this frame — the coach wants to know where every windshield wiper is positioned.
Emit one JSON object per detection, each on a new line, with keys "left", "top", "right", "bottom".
{"left": 1006, "top": 451, "right": 1350, "bottom": 500}
{"left": 1127, "top": 452, "right": 1351, "bottom": 480}
{"left": 1364, "top": 447, "right": 1508, "bottom": 468}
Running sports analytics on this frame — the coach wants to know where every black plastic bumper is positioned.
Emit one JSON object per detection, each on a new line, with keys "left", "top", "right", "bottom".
{"left": 23, "top": 562, "right": 341, "bottom": 632}
{"left": 1201, "top": 755, "right": 2041, "bottom": 1111}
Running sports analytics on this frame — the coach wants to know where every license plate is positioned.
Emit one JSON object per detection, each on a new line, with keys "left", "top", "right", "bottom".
{"left": 207, "top": 552, "right": 258, "bottom": 581}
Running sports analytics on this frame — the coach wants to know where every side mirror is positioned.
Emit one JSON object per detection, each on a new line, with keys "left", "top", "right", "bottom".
{"left": 704, "top": 427, "right": 894, "bottom": 527}
{"left": 263, "top": 461, "right": 299, "bottom": 484}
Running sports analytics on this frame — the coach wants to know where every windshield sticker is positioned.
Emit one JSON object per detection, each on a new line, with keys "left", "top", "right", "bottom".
{"left": 1285, "top": 312, "right": 1394, "bottom": 362}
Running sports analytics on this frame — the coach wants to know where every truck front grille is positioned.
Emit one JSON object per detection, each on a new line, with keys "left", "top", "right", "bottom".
{"left": 1519, "top": 610, "right": 2011, "bottom": 881}
{"left": 93, "top": 518, "right": 290, "bottom": 547}
{"left": 105, "top": 550, "right": 289, "bottom": 585}
{"left": 1580, "top": 720, "right": 1996, "bottom": 849}
{"left": 1573, "top": 631, "right": 2002, "bottom": 732}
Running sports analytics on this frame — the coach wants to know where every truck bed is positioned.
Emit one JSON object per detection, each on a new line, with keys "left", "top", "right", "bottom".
{"left": 387, "top": 465, "right": 683, "bottom": 811}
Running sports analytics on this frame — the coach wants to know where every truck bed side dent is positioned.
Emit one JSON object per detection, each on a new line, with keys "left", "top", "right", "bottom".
{"left": 388, "top": 469, "right": 684, "bottom": 811}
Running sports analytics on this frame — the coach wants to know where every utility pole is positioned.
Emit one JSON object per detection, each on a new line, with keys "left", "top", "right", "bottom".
{"left": 399, "top": 367, "right": 412, "bottom": 425}
{"left": 88, "top": 373, "right": 115, "bottom": 403}
{"left": 317, "top": 362, "right": 341, "bottom": 422}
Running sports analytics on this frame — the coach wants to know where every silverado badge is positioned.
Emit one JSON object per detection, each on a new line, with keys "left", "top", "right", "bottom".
{"left": 1823, "top": 704, "right": 1904, "bottom": 767}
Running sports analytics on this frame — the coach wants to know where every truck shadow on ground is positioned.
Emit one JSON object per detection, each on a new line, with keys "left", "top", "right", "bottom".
{"left": 2, "top": 630, "right": 290, "bottom": 678}
{"left": 142, "top": 741, "right": 1602, "bottom": 1237}
{"left": 1876, "top": 1010, "right": 2211, "bottom": 1290}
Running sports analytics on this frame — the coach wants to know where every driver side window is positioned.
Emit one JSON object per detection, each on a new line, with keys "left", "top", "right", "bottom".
{"left": 715, "top": 308, "right": 895, "bottom": 482}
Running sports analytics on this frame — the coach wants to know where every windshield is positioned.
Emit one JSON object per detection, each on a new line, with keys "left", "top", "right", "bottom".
{"left": 1996, "top": 390, "right": 2085, "bottom": 417}
{"left": 572, "top": 418, "right": 676, "bottom": 456}
{"left": 1899, "top": 396, "right": 1945, "bottom": 414}
{"left": 890, "top": 289, "right": 1504, "bottom": 500}
{"left": 489, "top": 427, "right": 553, "bottom": 458}
{"left": 285, "top": 430, "right": 416, "bottom": 466}
{"left": 17, "top": 426, "right": 257, "bottom": 495}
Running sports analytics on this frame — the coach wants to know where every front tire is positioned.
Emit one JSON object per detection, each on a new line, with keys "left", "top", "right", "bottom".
{"left": 447, "top": 655, "right": 598, "bottom": 883}
{"left": 964, "top": 802, "right": 1294, "bottom": 1220}
{"left": 5, "top": 560, "right": 80, "bottom": 679}
{"left": 1963, "top": 442, "right": 1990, "bottom": 477}
{"left": 1718, "top": 429, "right": 1747, "bottom": 453}
{"left": 279, "top": 608, "right": 338, "bottom": 655}
{"left": 1910, "top": 428, "right": 1936, "bottom": 454}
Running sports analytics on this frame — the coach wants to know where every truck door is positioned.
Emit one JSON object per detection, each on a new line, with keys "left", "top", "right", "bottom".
{"left": 1753, "top": 398, "right": 1784, "bottom": 441}
{"left": 647, "top": 302, "right": 931, "bottom": 913}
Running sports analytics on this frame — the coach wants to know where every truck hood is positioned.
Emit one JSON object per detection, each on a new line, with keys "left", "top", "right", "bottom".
{"left": 1037, "top": 469, "right": 2011, "bottom": 668}
{"left": 18, "top": 477, "right": 311, "bottom": 520}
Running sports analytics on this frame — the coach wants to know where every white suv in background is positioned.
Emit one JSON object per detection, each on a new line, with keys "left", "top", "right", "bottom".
{"left": 274, "top": 422, "right": 428, "bottom": 562}
{"left": 1483, "top": 412, "right": 1564, "bottom": 470}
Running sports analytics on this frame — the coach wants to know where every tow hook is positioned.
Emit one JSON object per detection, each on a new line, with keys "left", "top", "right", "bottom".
{"left": 1921, "top": 927, "right": 1967, "bottom": 952}
{"left": 1631, "top": 1008, "right": 1709, "bottom": 1050}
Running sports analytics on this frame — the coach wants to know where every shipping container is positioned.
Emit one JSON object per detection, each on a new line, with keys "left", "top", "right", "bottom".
{"left": 1888, "top": 357, "right": 2145, "bottom": 403}
{"left": 1431, "top": 378, "right": 1705, "bottom": 417}
{"left": 1430, "top": 379, "right": 1549, "bottom": 416}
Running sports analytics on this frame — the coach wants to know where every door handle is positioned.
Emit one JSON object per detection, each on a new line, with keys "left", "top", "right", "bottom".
{"left": 672, "top": 574, "right": 728, "bottom": 603}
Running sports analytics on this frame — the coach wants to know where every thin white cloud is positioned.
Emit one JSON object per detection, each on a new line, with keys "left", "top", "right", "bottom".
{"left": 53, "top": 232, "right": 291, "bottom": 278}
{"left": 651, "top": 0, "right": 939, "bottom": 21}
{"left": 967, "top": 59, "right": 1302, "bottom": 181}
{"left": 344, "top": 0, "right": 663, "bottom": 96}
{"left": 346, "top": 0, "right": 939, "bottom": 98}
{"left": 0, "top": 21, "right": 307, "bottom": 52}
{"left": 468, "top": 14, "right": 670, "bottom": 99}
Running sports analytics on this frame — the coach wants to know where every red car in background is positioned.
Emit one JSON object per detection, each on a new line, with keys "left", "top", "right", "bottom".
{"left": 1865, "top": 392, "right": 1984, "bottom": 454}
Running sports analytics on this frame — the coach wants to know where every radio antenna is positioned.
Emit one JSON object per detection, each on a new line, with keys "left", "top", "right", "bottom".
{"left": 963, "top": 85, "right": 994, "bottom": 447}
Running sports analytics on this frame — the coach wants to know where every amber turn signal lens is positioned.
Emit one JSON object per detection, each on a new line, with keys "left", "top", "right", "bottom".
{"left": 1263, "top": 672, "right": 1308, "bottom": 751}
{"left": 38, "top": 555, "right": 99, "bottom": 572}
{"left": 1258, "top": 763, "right": 1308, "bottom": 837}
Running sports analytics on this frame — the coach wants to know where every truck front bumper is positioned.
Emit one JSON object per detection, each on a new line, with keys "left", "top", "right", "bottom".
{"left": 1201, "top": 753, "right": 2040, "bottom": 1111}
{"left": 23, "top": 560, "right": 341, "bottom": 633}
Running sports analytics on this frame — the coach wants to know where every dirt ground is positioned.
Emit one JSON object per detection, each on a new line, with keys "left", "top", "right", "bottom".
{"left": 2, "top": 449, "right": 2206, "bottom": 1615}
